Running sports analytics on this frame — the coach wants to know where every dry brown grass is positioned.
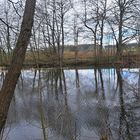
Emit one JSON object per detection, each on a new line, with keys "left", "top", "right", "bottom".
{"left": 1, "top": 49, "right": 139, "bottom": 67}
{"left": 24, "top": 49, "right": 140, "bottom": 63}
{"left": 63, "top": 51, "right": 94, "bottom": 59}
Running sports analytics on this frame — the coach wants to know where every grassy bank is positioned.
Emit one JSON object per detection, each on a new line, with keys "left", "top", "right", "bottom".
{"left": 0, "top": 50, "right": 140, "bottom": 68}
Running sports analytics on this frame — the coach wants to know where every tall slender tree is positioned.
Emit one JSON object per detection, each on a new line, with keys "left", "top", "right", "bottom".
{"left": 109, "top": 0, "right": 137, "bottom": 54}
{"left": 0, "top": 0, "right": 36, "bottom": 132}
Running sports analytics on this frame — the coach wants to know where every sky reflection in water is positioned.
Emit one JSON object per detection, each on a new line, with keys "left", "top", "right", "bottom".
{"left": 0, "top": 68, "right": 140, "bottom": 140}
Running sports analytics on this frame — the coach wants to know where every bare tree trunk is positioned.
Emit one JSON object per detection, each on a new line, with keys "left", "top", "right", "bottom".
{"left": 83, "top": 0, "right": 99, "bottom": 57}
{"left": 52, "top": 0, "right": 57, "bottom": 54}
{"left": 73, "top": 14, "right": 79, "bottom": 64}
{"left": 118, "top": 10, "right": 123, "bottom": 54}
{"left": 0, "top": 0, "right": 36, "bottom": 132}
{"left": 99, "top": 0, "right": 107, "bottom": 55}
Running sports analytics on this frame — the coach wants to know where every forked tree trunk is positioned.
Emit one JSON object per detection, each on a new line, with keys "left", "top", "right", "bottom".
{"left": 0, "top": 0, "right": 36, "bottom": 132}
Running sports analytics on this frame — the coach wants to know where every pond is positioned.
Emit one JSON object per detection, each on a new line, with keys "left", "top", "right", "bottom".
{"left": 0, "top": 68, "right": 140, "bottom": 140}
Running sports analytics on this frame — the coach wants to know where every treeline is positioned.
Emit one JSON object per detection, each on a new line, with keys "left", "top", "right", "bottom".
{"left": 0, "top": 0, "right": 140, "bottom": 62}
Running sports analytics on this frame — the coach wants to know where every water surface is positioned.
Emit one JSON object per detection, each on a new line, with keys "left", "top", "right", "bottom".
{"left": 0, "top": 68, "right": 140, "bottom": 140}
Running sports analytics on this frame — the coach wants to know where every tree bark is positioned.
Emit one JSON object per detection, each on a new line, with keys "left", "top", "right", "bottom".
{"left": 0, "top": 0, "right": 36, "bottom": 132}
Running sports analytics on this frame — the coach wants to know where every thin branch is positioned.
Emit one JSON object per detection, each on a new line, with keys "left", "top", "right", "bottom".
{"left": 7, "top": 0, "right": 22, "bottom": 18}
{"left": 0, "top": 18, "right": 12, "bottom": 28}
{"left": 0, "top": 18, "right": 19, "bottom": 34}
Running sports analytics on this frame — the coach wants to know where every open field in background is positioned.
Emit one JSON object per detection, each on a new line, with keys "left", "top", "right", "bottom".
{"left": 24, "top": 48, "right": 140, "bottom": 67}
{"left": 0, "top": 48, "right": 140, "bottom": 68}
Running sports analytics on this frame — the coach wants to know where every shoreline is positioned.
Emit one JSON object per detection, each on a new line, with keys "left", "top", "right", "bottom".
{"left": 0, "top": 59, "right": 140, "bottom": 70}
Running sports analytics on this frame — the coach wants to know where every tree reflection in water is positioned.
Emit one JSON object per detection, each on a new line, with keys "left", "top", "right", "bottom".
{"left": 138, "top": 69, "right": 140, "bottom": 97}
{"left": 116, "top": 69, "right": 132, "bottom": 140}
{"left": 0, "top": 68, "right": 140, "bottom": 140}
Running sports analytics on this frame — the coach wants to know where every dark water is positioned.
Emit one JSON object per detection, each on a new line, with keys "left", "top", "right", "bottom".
{"left": 0, "top": 68, "right": 140, "bottom": 140}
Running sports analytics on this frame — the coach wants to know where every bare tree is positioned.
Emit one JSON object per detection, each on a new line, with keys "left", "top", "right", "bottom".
{"left": 98, "top": 0, "right": 107, "bottom": 54}
{"left": 33, "top": 0, "right": 72, "bottom": 66}
{"left": 82, "top": 0, "right": 100, "bottom": 55}
{"left": 73, "top": 13, "right": 83, "bottom": 62}
{"left": 0, "top": 0, "right": 22, "bottom": 63}
{"left": 82, "top": 0, "right": 108, "bottom": 55}
{"left": 109, "top": 0, "right": 138, "bottom": 54}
